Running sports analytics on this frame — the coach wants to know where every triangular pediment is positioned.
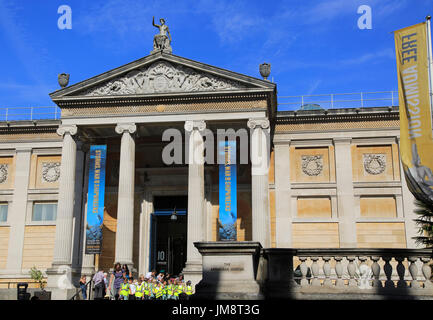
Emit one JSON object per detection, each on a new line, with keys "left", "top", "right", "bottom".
{"left": 50, "top": 52, "right": 275, "bottom": 100}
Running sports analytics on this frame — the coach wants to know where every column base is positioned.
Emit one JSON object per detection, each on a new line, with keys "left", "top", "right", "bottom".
{"left": 46, "top": 264, "right": 80, "bottom": 293}
{"left": 182, "top": 260, "right": 203, "bottom": 287}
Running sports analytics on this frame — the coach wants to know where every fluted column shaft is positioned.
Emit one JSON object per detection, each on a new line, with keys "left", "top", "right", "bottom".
{"left": 248, "top": 118, "right": 271, "bottom": 248}
{"left": 114, "top": 123, "right": 136, "bottom": 266}
{"left": 52, "top": 125, "right": 78, "bottom": 265}
{"left": 185, "top": 120, "right": 206, "bottom": 264}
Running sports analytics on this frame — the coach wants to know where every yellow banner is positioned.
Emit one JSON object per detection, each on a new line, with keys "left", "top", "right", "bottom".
{"left": 394, "top": 22, "right": 433, "bottom": 203}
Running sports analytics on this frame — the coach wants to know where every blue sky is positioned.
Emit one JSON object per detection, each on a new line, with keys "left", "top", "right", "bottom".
{"left": 0, "top": 0, "right": 431, "bottom": 109}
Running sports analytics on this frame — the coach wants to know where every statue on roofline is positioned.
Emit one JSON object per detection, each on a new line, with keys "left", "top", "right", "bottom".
{"left": 152, "top": 16, "right": 172, "bottom": 54}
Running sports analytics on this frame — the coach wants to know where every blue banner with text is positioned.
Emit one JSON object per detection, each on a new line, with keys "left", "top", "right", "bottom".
{"left": 85, "top": 145, "right": 107, "bottom": 254}
{"left": 218, "top": 140, "right": 237, "bottom": 241}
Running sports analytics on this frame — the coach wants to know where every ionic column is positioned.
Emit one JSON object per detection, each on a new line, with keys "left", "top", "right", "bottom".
{"left": 183, "top": 120, "right": 206, "bottom": 285}
{"left": 114, "top": 123, "right": 136, "bottom": 267}
{"left": 333, "top": 138, "right": 356, "bottom": 248}
{"left": 247, "top": 118, "right": 271, "bottom": 248}
{"left": 52, "top": 125, "right": 78, "bottom": 266}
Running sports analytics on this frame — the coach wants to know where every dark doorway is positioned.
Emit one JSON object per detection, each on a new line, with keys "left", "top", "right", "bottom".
{"left": 150, "top": 196, "right": 187, "bottom": 276}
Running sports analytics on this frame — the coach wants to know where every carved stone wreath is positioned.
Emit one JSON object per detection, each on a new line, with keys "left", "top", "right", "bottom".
{"left": 42, "top": 162, "right": 61, "bottom": 183}
{"left": 363, "top": 154, "right": 386, "bottom": 175}
{"left": 0, "top": 164, "right": 8, "bottom": 184}
{"left": 301, "top": 155, "right": 323, "bottom": 176}
{"left": 80, "top": 61, "right": 246, "bottom": 96}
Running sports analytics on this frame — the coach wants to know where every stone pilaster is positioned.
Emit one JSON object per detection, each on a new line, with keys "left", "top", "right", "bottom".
{"left": 397, "top": 137, "right": 418, "bottom": 248}
{"left": 274, "top": 140, "right": 292, "bottom": 247}
{"left": 182, "top": 120, "right": 206, "bottom": 286}
{"left": 247, "top": 118, "right": 271, "bottom": 248}
{"left": 114, "top": 123, "right": 136, "bottom": 267}
{"left": 333, "top": 138, "right": 357, "bottom": 248}
{"left": 6, "top": 147, "right": 31, "bottom": 274}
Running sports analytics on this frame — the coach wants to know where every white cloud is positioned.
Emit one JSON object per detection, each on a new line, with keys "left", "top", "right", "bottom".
{"left": 340, "top": 48, "right": 394, "bottom": 65}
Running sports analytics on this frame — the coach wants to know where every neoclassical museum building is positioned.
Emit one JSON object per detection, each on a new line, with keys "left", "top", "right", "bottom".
{"left": 0, "top": 44, "right": 422, "bottom": 298}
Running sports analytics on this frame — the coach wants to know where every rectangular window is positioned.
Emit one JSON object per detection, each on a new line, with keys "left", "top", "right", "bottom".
{"left": 32, "top": 202, "right": 57, "bottom": 222}
{"left": 0, "top": 203, "right": 8, "bottom": 222}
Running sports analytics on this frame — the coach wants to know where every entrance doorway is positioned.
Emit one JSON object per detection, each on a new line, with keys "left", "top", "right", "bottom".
{"left": 150, "top": 196, "right": 187, "bottom": 276}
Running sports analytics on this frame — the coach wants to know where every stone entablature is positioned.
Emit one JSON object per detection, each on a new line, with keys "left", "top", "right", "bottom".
{"left": 275, "top": 106, "right": 399, "bottom": 133}
{"left": 0, "top": 121, "right": 62, "bottom": 142}
{"left": 59, "top": 97, "right": 268, "bottom": 118}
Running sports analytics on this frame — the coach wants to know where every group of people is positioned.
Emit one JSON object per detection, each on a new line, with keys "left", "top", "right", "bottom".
{"left": 82, "top": 262, "right": 193, "bottom": 300}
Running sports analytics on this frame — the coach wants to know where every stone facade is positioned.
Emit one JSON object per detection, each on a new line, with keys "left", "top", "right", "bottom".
{"left": 0, "top": 52, "right": 420, "bottom": 298}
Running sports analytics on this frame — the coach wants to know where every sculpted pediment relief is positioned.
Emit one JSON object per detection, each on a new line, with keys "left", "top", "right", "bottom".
{"left": 79, "top": 61, "right": 247, "bottom": 96}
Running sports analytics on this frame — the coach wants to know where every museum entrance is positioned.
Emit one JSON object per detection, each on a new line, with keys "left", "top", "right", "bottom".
{"left": 150, "top": 196, "right": 187, "bottom": 276}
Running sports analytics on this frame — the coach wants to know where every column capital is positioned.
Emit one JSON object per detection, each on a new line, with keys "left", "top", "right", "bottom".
{"left": 57, "top": 124, "right": 77, "bottom": 137}
{"left": 115, "top": 123, "right": 137, "bottom": 135}
{"left": 184, "top": 120, "right": 206, "bottom": 132}
{"left": 247, "top": 118, "right": 270, "bottom": 130}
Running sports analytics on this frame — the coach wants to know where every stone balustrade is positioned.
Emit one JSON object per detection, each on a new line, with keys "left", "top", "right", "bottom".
{"left": 261, "top": 248, "right": 433, "bottom": 299}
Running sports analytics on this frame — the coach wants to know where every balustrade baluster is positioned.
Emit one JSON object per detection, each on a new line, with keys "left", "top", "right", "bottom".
{"left": 421, "top": 257, "right": 433, "bottom": 289}
{"left": 334, "top": 257, "right": 344, "bottom": 287}
{"left": 299, "top": 257, "right": 309, "bottom": 287}
{"left": 371, "top": 256, "right": 382, "bottom": 288}
{"left": 383, "top": 256, "right": 394, "bottom": 288}
{"left": 408, "top": 256, "right": 420, "bottom": 289}
{"left": 322, "top": 257, "right": 332, "bottom": 287}
{"left": 311, "top": 257, "right": 320, "bottom": 286}
{"left": 395, "top": 256, "right": 407, "bottom": 288}
{"left": 347, "top": 256, "right": 357, "bottom": 287}
{"left": 358, "top": 256, "right": 372, "bottom": 289}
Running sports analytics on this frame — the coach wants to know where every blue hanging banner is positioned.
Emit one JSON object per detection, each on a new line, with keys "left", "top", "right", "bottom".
{"left": 218, "top": 140, "right": 237, "bottom": 241}
{"left": 85, "top": 145, "right": 107, "bottom": 254}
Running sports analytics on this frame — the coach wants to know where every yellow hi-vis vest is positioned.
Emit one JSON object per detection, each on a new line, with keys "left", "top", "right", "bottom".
{"left": 155, "top": 286, "right": 163, "bottom": 298}
{"left": 186, "top": 285, "right": 193, "bottom": 295}
{"left": 167, "top": 284, "right": 173, "bottom": 296}
{"left": 120, "top": 283, "right": 129, "bottom": 296}
{"left": 177, "top": 284, "right": 184, "bottom": 294}
{"left": 143, "top": 282, "right": 150, "bottom": 295}
{"left": 135, "top": 283, "right": 144, "bottom": 298}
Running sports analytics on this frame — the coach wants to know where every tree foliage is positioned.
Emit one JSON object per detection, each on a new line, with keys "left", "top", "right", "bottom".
{"left": 413, "top": 199, "right": 433, "bottom": 248}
